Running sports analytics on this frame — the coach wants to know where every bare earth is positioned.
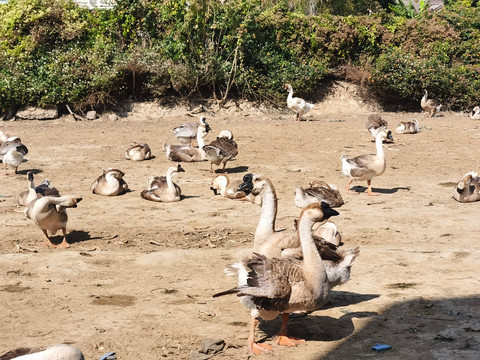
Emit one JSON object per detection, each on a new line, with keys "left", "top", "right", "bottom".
{"left": 1, "top": 86, "right": 479, "bottom": 360}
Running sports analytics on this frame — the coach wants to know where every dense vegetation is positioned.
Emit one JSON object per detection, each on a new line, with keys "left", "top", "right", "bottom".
{"left": 0, "top": 0, "right": 479, "bottom": 112}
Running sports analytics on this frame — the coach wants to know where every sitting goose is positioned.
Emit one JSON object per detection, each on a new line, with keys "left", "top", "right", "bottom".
{"left": 173, "top": 116, "right": 211, "bottom": 146}
{"left": 421, "top": 90, "right": 442, "bottom": 117}
{"left": 341, "top": 129, "right": 393, "bottom": 196}
{"left": 210, "top": 174, "right": 255, "bottom": 202}
{"left": 365, "top": 114, "right": 389, "bottom": 140}
{"left": 203, "top": 130, "right": 238, "bottom": 173}
{"left": 452, "top": 171, "right": 480, "bottom": 203}
{"left": 294, "top": 180, "right": 344, "bottom": 208}
{"left": 284, "top": 83, "right": 314, "bottom": 121}
{"left": 18, "top": 171, "right": 60, "bottom": 207}
{"left": 1, "top": 344, "right": 85, "bottom": 360}
{"left": 125, "top": 142, "right": 153, "bottom": 161}
{"left": 0, "top": 135, "right": 28, "bottom": 175}
{"left": 140, "top": 164, "right": 185, "bottom": 202}
{"left": 237, "top": 174, "right": 342, "bottom": 259}
{"left": 25, "top": 195, "right": 82, "bottom": 248}
{"left": 213, "top": 203, "right": 355, "bottom": 354}
{"left": 164, "top": 121, "right": 209, "bottom": 162}
{"left": 469, "top": 106, "right": 480, "bottom": 120}
{"left": 91, "top": 168, "right": 128, "bottom": 196}
{"left": 395, "top": 119, "right": 419, "bottom": 134}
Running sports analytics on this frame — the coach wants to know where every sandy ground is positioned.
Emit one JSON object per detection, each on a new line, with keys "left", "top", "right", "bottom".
{"left": 1, "top": 86, "right": 480, "bottom": 360}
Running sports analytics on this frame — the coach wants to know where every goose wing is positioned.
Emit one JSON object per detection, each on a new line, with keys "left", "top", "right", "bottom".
{"left": 344, "top": 154, "right": 377, "bottom": 178}
{"left": 173, "top": 122, "right": 198, "bottom": 138}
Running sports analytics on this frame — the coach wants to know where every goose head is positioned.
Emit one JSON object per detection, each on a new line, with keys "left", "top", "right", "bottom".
{"left": 283, "top": 83, "right": 293, "bottom": 92}
{"left": 301, "top": 202, "right": 339, "bottom": 223}
{"left": 104, "top": 168, "right": 125, "bottom": 179}
{"left": 210, "top": 174, "right": 227, "bottom": 195}
{"left": 377, "top": 129, "right": 394, "bottom": 142}
{"left": 456, "top": 171, "right": 477, "bottom": 193}
{"left": 217, "top": 130, "right": 233, "bottom": 140}
{"left": 237, "top": 173, "right": 268, "bottom": 196}
{"left": 199, "top": 116, "right": 212, "bottom": 133}
{"left": 171, "top": 163, "right": 185, "bottom": 174}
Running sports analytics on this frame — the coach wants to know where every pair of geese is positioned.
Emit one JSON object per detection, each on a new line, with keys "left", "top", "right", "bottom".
{"left": 214, "top": 174, "right": 359, "bottom": 354}
{"left": 164, "top": 116, "right": 239, "bottom": 173}
{"left": 0, "top": 130, "right": 28, "bottom": 175}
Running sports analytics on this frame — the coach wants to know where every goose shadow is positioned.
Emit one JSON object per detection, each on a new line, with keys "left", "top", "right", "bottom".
{"left": 219, "top": 165, "right": 249, "bottom": 174}
{"left": 16, "top": 168, "right": 43, "bottom": 175}
{"left": 48, "top": 230, "right": 95, "bottom": 246}
{"left": 350, "top": 186, "right": 410, "bottom": 194}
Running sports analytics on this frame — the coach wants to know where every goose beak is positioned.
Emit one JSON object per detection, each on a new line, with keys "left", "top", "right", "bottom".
{"left": 210, "top": 187, "right": 218, "bottom": 195}
{"left": 321, "top": 201, "right": 339, "bottom": 219}
{"left": 178, "top": 165, "right": 185, "bottom": 172}
{"left": 237, "top": 181, "right": 253, "bottom": 194}
{"left": 387, "top": 130, "right": 394, "bottom": 142}
{"left": 205, "top": 124, "right": 212, "bottom": 133}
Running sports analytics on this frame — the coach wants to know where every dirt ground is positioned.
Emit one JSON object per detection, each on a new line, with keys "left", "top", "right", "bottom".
{"left": 1, "top": 85, "right": 479, "bottom": 360}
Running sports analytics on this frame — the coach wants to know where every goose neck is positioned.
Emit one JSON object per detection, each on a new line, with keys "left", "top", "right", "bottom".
{"left": 254, "top": 183, "right": 278, "bottom": 244}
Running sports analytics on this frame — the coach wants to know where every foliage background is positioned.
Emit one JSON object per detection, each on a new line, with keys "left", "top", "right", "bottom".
{"left": 0, "top": 0, "right": 479, "bottom": 111}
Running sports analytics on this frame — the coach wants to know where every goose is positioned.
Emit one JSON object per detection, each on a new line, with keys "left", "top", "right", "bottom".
{"left": 237, "top": 174, "right": 341, "bottom": 258}
{"left": 421, "top": 90, "right": 442, "bottom": 117}
{"left": 294, "top": 180, "right": 344, "bottom": 208}
{"left": 91, "top": 168, "right": 128, "bottom": 196}
{"left": 341, "top": 129, "right": 393, "bottom": 196}
{"left": 125, "top": 142, "right": 153, "bottom": 161}
{"left": 1, "top": 344, "right": 85, "bottom": 360}
{"left": 25, "top": 195, "right": 82, "bottom": 248}
{"left": 284, "top": 83, "right": 314, "bottom": 121}
{"left": 203, "top": 130, "right": 238, "bottom": 173}
{"left": 395, "top": 119, "right": 419, "bottom": 134}
{"left": 140, "top": 164, "right": 185, "bottom": 202}
{"left": 452, "top": 171, "right": 480, "bottom": 203}
{"left": 0, "top": 136, "right": 28, "bottom": 175}
{"left": 365, "top": 114, "right": 389, "bottom": 139}
{"left": 213, "top": 203, "right": 355, "bottom": 354}
{"left": 469, "top": 106, "right": 480, "bottom": 120}
{"left": 210, "top": 174, "right": 255, "bottom": 202}
{"left": 173, "top": 116, "right": 211, "bottom": 146}
{"left": 18, "top": 171, "right": 60, "bottom": 207}
{"left": 164, "top": 121, "right": 209, "bottom": 162}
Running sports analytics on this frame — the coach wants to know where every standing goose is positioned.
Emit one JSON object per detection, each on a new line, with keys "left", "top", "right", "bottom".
{"left": 452, "top": 171, "right": 480, "bottom": 203}
{"left": 421, "top": 90, "right": 442, "bottom": 117}
{"left": 203, "top": 130, "right": 238, "bottom": 173}
{"left": 164, "top": 121, "right": 209, "bottom": 162}
{"left": 125, "top": 142, "right": 153, "bottom": 161}
{"left": 213, "top": 203, "right": 343, "bottom": 354}
{"left": 18, "top": 171, "right": 60, "bottom": 207}
{"left": 237, "top": 174, "right": 341, "bottom": 259}
{"left": 365, "top": 114, "right": 389, "bottom": 140}
{"left": 284, "top": 83, "right": 314, "bottom": 121}
{"left": 91, "top": 168, "right": 128, "bottom": 196}
{"left": 173, "top": 116, "right": 211, "bottom": 146}
{"left": 25, "top": 195, "right": 82, "bottom": 248}
{"left": 0, "top": 136, "right": 28, "bottom": 175}
{"left": 395, "top": 119, "right": 419, "bottom": 134}
{"left": 210, "top": 174, "right": 255, "bottom": 202}
{"left": 469, "top": 106, "right": 480, "bottom": 120}
{"left": 140, "top": 164, "right": 185, "bottom": 202}
{"left": 294, "top": 180, "right": 344, "bottom": 208}
{"left": 341, "top": 129, "right": 393, "bottom": 196}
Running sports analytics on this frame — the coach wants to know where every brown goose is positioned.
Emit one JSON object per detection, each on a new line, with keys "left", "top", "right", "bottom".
{"left": 421, "top": 90, "right": 442, "bottom": 117}
{"left": 173, "top": 116, "right": 211, "bottom": 146}
{"left": 140, "top": 164, "right": 185, "bottom": 202}
{"left": 214, "top": 203, "right": 357, "bottom": 354}
{"left": 341, "top": 129, "right": 393, "bottom": 196}
{"left": 91, "top": 168, "right": 128, "bottom": 196}
{"left": 203, "top": 130, "right": 238, "bottom": 172}
{"left": 18, "top": 171, "right": 60, "bottom": 207}
{"left": 125, "top": 142, "right": 153, "bottom": 161}
{"left": 294, "top": 180, "right": 344, "bottom": 208}
{"left": 164, "top": 121, "right": 209, "bottom": 162}
{"left": 25, "top": 195, "right": 82, "bottom": 248}
{"left": 453, "top": 171, "right": 480, "bottom": 203}
{"left": 395, "top": 119, "right": 419, "bottom": 134}
{"left": 0, "top": 135, "right": 28, "bottom": 175}
{"left": 365, "top": 114, "right": 388, "bottom": 139}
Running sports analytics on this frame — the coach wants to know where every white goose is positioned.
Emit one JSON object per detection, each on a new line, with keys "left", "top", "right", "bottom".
{"left": 0, "top": 135, "right": 28, "bottom": 175}
{"left": 3, "top": 344, "right": 85, "bottom": 360}
{"left": 452, "top": 171, "right": 480, "bottom": 203}
{"left": 172, "top": 116, "right": 211, "bottom": 146}
{"left": 421, "top": 90, "right": 442, "bottom": 117}
{"left": 164, "top": 121, "right": 208, "bottom": 162}
{"left": 284, "top": 83, "right": 314, "bottom": 121}
{"left": 469, "top": 106, "right": 480, "bottom": 120}
{"left": 140, "top": 164, "right": 185, "bottom": 202}
{"left": 341, "top": 129, "right": 393, "bottom": 196}
{"left": 214, "top": 203, "right": 354, "bottom": 354}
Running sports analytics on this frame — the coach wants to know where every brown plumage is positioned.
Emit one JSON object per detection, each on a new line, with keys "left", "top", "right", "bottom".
{"left": 140, "top": 164, "right": 185, "bottom": 202}
{"left": 0, "top": 135, "right": 28, "bottom": 175}
{"left": 203, "top": 131, "right": 238, "bottom": 172}
{"left": 421, "top": 90, "right": 442, "bottom": 117}
{"left": 365, "top": 114, "right": 388, "bottom": 139}
{"left": 453, "top": 171, "right": 480, "bottom": 203}
{"left": 125, "top": 142, "right": 153, "bottom": 161}
{"left": 91, "top": 168, "right": 128, "bottom": 196}
{"left": 17, "top": 171, "right": 60, "bottom": 206}
{"left": 294, "top": 180, "right": 344, "bottom": 208}
{"left": 395, "top": 119, "right": 419, "bottom": 134}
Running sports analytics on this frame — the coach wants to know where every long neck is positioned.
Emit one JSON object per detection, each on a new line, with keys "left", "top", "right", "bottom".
{"left": 255, "top": 180, "right": 278, "bottom": 243}
{"left": 218, "top": 176, "right": 229, "bottom": 196}
{"left": 287, "top": 87, "right": 293, "bottom": 101}
{"left": 298, "top": 215, "right": 325, "bottom": 289}
{"left": 375, "top": 135, "right": 385, "bottom": 158}
{"left": 197, "top": 128, "right": 206, "bottom": 148}
{"left": 105, "top": 172, "right": 117, "bottom": 183}
{"left": 166, "top": 168, "right": 175, "bottom": 193}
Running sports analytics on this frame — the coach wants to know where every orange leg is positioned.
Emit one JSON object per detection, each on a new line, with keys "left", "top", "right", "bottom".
{"left": 345, "top": 179, "right": 359, "bottom": 195}
{"left": 276, "top": 313, "right": 305, "bottom": 347}
{"left": 56, "top": 228, "right": 70, "bottom": 248}
{"left": 365, "top": 180, "right": 380, "bottom": 196}
{"left": 296, "top": 113, "right": 301, "bottom": 122}
{"left": 248, "top": 317, "right": 273, "bottom": 354}
{"left": 41, "top": 230, "right": 57, "bottom": 248}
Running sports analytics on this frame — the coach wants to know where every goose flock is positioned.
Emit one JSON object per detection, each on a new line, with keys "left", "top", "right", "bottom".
{"left": 1, "top": 87, "right": 479, "bottom": 357}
